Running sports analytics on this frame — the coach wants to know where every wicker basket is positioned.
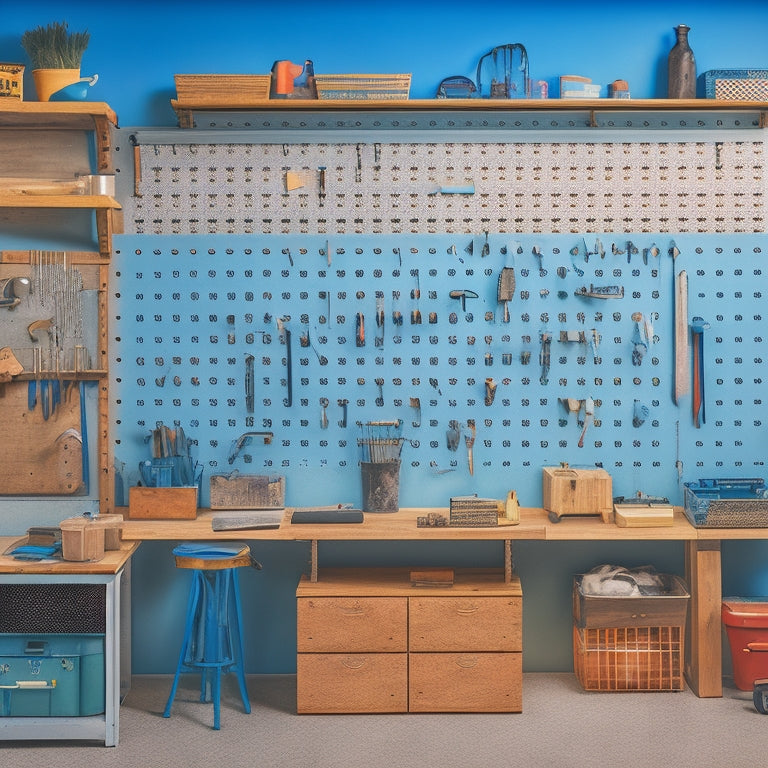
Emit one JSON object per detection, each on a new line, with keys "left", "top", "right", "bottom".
{"left": 704, "top": 69, "right": 768, "bottom": 100}
{"left": 714, "top": 79, "right": 768, "bottom": 101}
{"left": 573, "top": 624, "right": 685, "bottom": 692}
{"left": 174, "top": 74, "right": 271, "bottom": 104}
{"left": 314, "top": 73, "right": 411, "bottom": 100}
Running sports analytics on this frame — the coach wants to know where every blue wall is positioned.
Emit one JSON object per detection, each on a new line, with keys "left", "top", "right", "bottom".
{"left": 3, "top": 1, "right": 768, "bottom": 126}
{"left": 2, "top": 2, "right": 768, "bottom": 676}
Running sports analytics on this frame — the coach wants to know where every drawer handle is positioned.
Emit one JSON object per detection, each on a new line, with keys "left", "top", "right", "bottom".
{"left": 341, "top": 658, "right": 366, "bottom": 669}
{"left": 456, "top": 606, "right": 479, "bottom": 615}
{"left": 456, "top": 656, "right": 479, "bottom": 669}
{"left": 745, "top": 642, "right": 768, "bottom": 653}
{"left": 339, "top": 607, "right": 365, "bottom": 617}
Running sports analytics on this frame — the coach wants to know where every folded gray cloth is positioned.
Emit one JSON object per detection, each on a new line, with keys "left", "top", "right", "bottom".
{"left": 580, "top": 564, "right": 665, "bottom": 596}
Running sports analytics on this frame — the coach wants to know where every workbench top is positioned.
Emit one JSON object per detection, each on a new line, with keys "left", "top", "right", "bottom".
{"left": 116, "top": 506, "right": 699, "bottom": 542}
{"left": 0, "top": 537, "right": 138, "bottom": 575}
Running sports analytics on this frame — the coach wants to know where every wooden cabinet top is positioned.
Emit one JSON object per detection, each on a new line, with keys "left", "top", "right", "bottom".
{"left": 0, "top": 537, "right": 138, "bottom": 575}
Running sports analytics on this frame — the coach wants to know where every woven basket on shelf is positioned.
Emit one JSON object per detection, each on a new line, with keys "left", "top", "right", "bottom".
{"left": 174, "top": 74, "right": 271, "bottom": 104}
{"left": 314, "top": 73, "right": 411, "bottom": 100}
{"left": 714, "top": 78, "right": 768, "bottom": 100}
{"left": 703, "top": 69, "right": 768, "bottom": 99}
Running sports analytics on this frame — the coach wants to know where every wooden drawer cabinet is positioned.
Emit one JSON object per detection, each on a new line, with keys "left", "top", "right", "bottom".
{"left": 296, "top": 568, "right": 522, "bottom": 714}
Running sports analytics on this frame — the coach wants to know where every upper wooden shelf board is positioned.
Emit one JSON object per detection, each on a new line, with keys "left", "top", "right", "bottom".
{"left": 169, "top": 97, "right": 768, "bottom": 132}
{"left": 0, "top": 102, "right": 118, "bottom": 130}
{"left": 172, "top": 97, "right": 768, "bottom": 112}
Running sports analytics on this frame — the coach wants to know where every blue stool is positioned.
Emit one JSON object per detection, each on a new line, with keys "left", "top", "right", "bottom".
{"left": 163, "top": 542, "right": 255, "bottom": 729}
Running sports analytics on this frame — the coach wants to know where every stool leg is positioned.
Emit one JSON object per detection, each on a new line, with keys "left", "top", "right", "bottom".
{"left": 212, "top": 665, "right": 222, "bottom": 731}
{"left": 231, "top": 570, "right": 251, "bottom": 713}
{"left": 199, "top": 573, "right": 217, "bottom": 703}
{"left": 164, "top": 571, "right": 202, "bottom": 718}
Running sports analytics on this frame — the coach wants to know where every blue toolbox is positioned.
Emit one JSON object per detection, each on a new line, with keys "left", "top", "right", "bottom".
{"left": 683, "top": 478, "right": 768, "bottom": 528}
{"left": 0, "top": 635, "right": 104, "bottom": 717}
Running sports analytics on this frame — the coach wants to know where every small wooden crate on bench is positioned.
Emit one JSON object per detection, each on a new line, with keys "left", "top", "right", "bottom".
{"left": 127, "top": 486, "right": 198, "bottom": 519}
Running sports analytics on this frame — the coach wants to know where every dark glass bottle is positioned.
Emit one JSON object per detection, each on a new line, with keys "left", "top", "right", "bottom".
{"left": 668, "top": 24, "right": 696, "bottom": 99}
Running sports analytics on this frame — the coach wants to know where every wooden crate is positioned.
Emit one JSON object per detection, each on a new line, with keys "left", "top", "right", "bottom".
{"left": 127, "top": 486, "right": 198, "bottom": 519}
{"left": 60, "top": 517, "right": 105, "bottom": 562}
{"left": 542, "top": 465, "right": 612, "bottom": 520}
{"left": 209, "top": 474, "right": 284, "bottom": 509}
{"left": 573, "top": 624, "right": 685, "bottom": 691}
{"left": 174, "top": 74, "right": 271, "bottom": 104}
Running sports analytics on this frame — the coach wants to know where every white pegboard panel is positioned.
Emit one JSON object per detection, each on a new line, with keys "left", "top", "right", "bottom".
{"left": 119, "top": 136, "right": 766, "bottom": 235}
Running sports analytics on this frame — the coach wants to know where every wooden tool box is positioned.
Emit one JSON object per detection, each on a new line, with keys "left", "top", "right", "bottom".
{"left": 542, "top": 464, "right": 613, "bottom": 523}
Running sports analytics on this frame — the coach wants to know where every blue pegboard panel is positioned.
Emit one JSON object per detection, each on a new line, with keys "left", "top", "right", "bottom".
{"left": 110, "top": 232, "right": 767, "bottom": 510}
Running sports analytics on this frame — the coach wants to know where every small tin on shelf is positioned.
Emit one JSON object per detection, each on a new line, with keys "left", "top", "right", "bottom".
{"left": 0, "top": 64, "right": 24, "bottom": 99}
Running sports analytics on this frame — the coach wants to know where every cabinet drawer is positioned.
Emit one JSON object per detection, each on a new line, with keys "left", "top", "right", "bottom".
{"left": 297, "top": 597, "right": 407, "bottom": 652}
{"left": 409, "top": 652, "right": 522, "bottom": 712}
{"left": 409, "top": 596, "right": 522, "bottom": 651}
{"left": 297, "top": 653, "right": 407, "bottom": 713}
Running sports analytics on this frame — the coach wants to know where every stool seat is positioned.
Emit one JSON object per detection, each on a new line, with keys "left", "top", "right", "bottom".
{"left": 174, "top": 549, "right": 253, "bottom": 571}
{"left": 163, "top": 542, "right": 253, "bottom": 729}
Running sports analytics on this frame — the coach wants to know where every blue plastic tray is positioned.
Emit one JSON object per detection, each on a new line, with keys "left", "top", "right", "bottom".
{"left": 684, "top": 478, "right": 768, "bottom": 527}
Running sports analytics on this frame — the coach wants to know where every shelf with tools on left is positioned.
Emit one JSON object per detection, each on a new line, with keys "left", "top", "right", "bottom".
{"left": 0, "top": 102, "right": 120, "bottom": 510}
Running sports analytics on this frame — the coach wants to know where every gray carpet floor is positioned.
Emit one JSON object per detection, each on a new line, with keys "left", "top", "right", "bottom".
{"left": 2, "top": 673, "right": 765, "bottom": 768}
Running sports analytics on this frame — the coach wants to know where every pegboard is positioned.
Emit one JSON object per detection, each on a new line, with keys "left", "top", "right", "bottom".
{"left": 110, "top": 232, "right": 768, "bottom": 509}
{"left": 120, "top": 138, "right": 766, "bottom": 235}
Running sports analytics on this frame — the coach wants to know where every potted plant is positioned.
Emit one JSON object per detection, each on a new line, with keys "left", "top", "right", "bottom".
{"left": 21, "top": 21, "right": 90, "bottom": 101}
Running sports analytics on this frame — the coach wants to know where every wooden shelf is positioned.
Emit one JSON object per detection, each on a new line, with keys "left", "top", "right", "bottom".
{"left": 0, "top": 193, "right": 121, "bottom": 209}
{"left": 171, "top": 96, "right": 768, "bottom": 128}
{"left": 173, "top": 97, "right": 768, "bottom": 111}
{"left": 0, "top": 102, "right": 117, "bottom": 513}
{"left": 0, "top": 101, "right": 117, "bottom": 129}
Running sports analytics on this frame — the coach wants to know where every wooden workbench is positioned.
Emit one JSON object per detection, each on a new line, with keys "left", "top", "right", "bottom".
{"left": 118, "top": 505, "right": 728, "bottom": 697}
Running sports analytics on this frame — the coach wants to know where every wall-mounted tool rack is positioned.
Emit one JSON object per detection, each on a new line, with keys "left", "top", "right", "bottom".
{"left": 111, "top": 100, "right": 767, "bottom": 509}
{"left": 0, "top": 102, "right": 120, "bottom": 510}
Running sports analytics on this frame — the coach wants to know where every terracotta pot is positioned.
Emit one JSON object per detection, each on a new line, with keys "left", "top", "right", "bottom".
{"left": 32, "top": 68, "right": 80, "bottom": 102}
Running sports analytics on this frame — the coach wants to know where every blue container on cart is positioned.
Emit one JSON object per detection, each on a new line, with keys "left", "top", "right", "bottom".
{"left": 0, "top": 634, "right": 104, "bottom": 717}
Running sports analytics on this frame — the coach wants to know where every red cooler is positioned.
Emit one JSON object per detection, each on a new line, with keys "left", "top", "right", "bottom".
{"left": 722, "top": 600, "right": 768, "bottom": 690}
